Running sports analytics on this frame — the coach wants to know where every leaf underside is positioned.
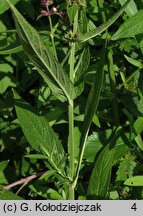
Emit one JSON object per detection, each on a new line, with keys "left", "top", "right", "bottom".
{"left": 6, "top": 0, "right": 74, "bottom": 103}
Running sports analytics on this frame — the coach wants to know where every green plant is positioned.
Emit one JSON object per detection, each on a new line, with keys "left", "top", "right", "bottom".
{"left": 1, "top": 0, "right": 143, "bottom": 200}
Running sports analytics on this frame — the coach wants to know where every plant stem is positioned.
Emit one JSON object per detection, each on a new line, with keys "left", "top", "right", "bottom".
{"left": 68, "top": 100, "right": 74, "bottom": 179}
{"left": 68, "top": 43, "right": 75, "bottom": 200}
{"left": 108, "top": 49, "right": 120, "bottom": 125}
{"left": 48, "top": 16, "right": 58, "bottom": 61}
{"left": 3, "top": 170, "right": 46, "bottom": 190}
{"left": 68, "top": 183, "right": 75, "bottom": 200}
{"left": 68, "top": 9, "right": 79, "bottom": 200}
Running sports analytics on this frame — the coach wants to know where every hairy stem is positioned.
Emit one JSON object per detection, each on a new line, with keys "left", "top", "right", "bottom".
{"left": 68, "top": 9, "right": 79, "bottom": 200}
{"left": 3, "top": 170, "right": 46, "bottom": 190}
{"left": 68, "top": 44, "right": 75, "bottom": 200}
{"left": 68, "top": 100, "right": 75, "bottom": 180}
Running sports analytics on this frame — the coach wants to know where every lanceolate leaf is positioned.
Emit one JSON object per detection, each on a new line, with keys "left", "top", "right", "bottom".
{"left": 124, "top": 55, "right": 142, "bottom": 68}
{"left": 75, "top": 47, "right": 90, "bottom": 77}
{"left": 79, "top": 0, "right": 131, "bottom": 42}
{"left": 78, "top": 9, "right": 88, "bottom": 34}
{"left": 83, "top": 130, "right": 130, "bottom": 163}
{"left": 0, "top": 0, "right": 19, "bottom": 14}
{"left": 82, "top": 44, "right": 106, "bottom": 140}
{"left": 133, "top": 117, "right": 143, "bottom": 135}
{"left": 119, "top": 0, "right": 138, "bottom": 17}
{"left": 112, "top": 9, "right": 143, "bottom": 40}
{"left": 6, "top": 0, "right": 74, "bottom": 103}
{"left": 14, "top": 91, "right": 66, "bottom": 176}
{"left": 67, "top": 5, "right": 78, "bottom": 25}
{"left": 74, "top": 47, "right": 90, "bottom": 97}
{"left": 74, "top": 42, "right": 106, "bottom": 184}
{"left": 87, "top": 144, "right": 114, "bottom": 199}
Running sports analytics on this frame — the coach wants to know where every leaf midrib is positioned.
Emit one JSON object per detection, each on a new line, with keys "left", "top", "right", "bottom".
{"left": 11, "top": 3, "right": 72, "bottom": 103}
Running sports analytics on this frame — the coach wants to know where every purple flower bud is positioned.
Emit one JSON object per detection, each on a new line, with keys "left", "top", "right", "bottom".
{"left": 41, "top": 10, "right": 50, "bottom": 16}
{"left": 50, "top": 7, "right": 58, "bottom": 13}
{"left": 40, "top": 1, "right": 65, "bottom": 18}
{"left": 40, "top": 0, "right": 53, "bottom": 7}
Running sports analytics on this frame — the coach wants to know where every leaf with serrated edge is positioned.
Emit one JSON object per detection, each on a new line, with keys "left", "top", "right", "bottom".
{"left": 6, "top": 0, "right": 74, "bottom": 103}
{"left": 119, "top": 0, "right": 138, "bottom": 17}
{"left": 87, "top": 144, "right": 114, "bottom": 198}
{"left": 112, "top": 9, "right": 143, "bottom": 40}
{"left": 74, "top": 42, "right": 106, "bottom": 186}
{"left": 14, "top": 91, "right": 67, "bottom": 177}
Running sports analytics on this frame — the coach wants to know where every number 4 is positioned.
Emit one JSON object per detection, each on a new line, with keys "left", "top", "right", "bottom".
{"left": 131, "top": 203, "right": 137, "bottom": 211}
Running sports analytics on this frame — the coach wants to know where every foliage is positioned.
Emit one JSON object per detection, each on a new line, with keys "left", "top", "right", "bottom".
{"left": 0, "top": 0, "right": 143, "bottom": 200}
